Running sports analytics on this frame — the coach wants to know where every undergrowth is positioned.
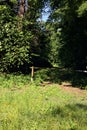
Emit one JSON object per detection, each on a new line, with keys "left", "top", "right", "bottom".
{"left": 0, "top": 67, "right": 87, "bottom": 89}
{"left": 0, "top": 73, "right": 31, "bottom": 88}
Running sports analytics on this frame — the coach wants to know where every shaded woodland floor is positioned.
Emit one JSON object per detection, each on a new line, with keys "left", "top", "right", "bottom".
{"left": 35, "top": 68, "right": 87, "bottom": 89}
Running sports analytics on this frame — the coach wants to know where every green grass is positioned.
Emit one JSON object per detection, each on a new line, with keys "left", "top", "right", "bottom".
{"left": 0, "top": 74, "right": 87, "bottom": 130}
{"left": 0, "top": 85, "right": 87, "bottom": 130}
{"left": 0, "top": 73, "right": 31, "bottom": 88}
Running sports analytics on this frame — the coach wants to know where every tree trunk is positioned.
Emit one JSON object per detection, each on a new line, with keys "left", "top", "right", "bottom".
{"left": 18, "top": 0, "right": 25, "bottom": 18}
{"left": 18, "top": 0, "right": 25, "bottom": 30}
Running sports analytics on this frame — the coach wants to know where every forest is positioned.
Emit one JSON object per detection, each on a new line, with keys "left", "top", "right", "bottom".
{"left": 0, "top": 0, "right": 87, "bottom": 72}
{"left": 0, "top": 1, "right": 87, "bottom": 130}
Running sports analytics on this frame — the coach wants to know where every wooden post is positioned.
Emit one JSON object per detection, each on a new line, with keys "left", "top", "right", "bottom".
{"left": 31, "top": 66, "right": 34, "bottom": 82}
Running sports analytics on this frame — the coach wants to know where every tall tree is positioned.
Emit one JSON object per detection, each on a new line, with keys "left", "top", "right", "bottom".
{"left": 0, "top": 0, "right": 50, "bottom": 73}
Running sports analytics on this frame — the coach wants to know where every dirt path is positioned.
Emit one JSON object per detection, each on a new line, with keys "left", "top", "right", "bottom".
{"left": 41, "top": 81, "right": 87, "bottom": 97}
{"left": 60, "top": 82, "right": 87, "bottom": 97}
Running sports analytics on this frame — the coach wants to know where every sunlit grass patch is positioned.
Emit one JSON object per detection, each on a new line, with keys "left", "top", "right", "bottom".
{"left": 0, "top": 73, "right": 31, "bottom": 88}
{"left": 0, "top": 74, "right": 87, "bottom": 130}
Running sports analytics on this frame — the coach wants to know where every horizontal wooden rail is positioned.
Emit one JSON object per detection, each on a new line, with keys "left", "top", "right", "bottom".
{"left": 30, "top": 66, "right": 87, "bottom": 82}
{"left": 29, "top": 66, "right": 64, "bottom": 69}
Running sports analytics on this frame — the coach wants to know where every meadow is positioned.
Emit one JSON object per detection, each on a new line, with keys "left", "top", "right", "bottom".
{"left": 0, "top": 72, "right": 87, "bottom": 130}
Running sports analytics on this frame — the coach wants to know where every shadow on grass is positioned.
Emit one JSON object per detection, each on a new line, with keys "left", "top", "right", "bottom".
{"left": 46, "top": 68, "right": 87, "bottom": 89}
{"left": 43, "top": 103, "right": 87, "bottom": 130}
{"left": 49, "top": 103, "right": 87, "bottom": 117}
{"left": 35, "top": 68, "right": 87, "bottom": 89}
{"left": 66, "top": 103, "right": 87, "bottom": 111}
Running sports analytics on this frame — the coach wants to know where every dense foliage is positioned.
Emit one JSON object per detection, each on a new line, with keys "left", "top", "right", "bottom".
{"left": 0, "top": 0, "right": 51, "bottom": 73}
{"left": 0, "top": 0, "right": 87, "bottom": 73}
{"left": 48, "top": 0, "right": 87, "bottom": 69}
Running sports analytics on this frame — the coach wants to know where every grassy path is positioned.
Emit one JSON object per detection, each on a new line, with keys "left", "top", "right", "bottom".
{"left": 0, "top": 84, "right": 87, "bottom": 130}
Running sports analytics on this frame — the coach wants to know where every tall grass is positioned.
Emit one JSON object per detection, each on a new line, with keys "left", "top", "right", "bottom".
{"left": 0, "top": 73, "right": 31, "bottom": 88}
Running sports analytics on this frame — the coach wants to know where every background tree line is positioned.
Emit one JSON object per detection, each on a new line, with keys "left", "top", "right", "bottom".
{"left": 48, "top": 0, "right": 87, "bottom": 69}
